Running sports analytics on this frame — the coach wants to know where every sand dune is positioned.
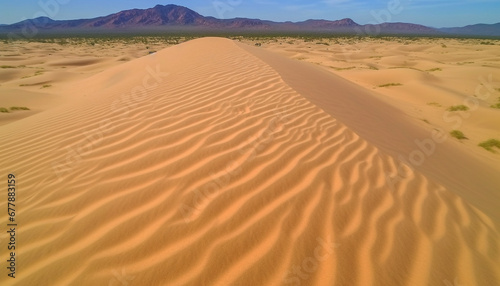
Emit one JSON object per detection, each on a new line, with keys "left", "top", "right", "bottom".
{"left": 1, "top": 37, "right": 499, "bottom": 286}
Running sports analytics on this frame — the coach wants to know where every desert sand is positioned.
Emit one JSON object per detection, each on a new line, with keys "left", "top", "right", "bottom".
{"left": 1, "top": 37, "right": 499, "bottom": 286}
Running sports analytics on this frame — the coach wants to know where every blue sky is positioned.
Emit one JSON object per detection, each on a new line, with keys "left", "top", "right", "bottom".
{"left": 0, "top": 0, "right": 498, "bottom": 27}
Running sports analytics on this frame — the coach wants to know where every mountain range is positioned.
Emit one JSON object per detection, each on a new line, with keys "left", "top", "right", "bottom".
{"left": 1, "top": 4, "right": 499, "bottom": 37}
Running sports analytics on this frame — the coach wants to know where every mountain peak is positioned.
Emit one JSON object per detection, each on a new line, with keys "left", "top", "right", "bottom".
{"left": 1, "top": 4, "right": 499, "bottom": 37}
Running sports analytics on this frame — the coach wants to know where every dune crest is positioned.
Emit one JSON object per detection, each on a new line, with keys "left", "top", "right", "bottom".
{"left": 1, "top": 38, "right": 499, "bottom": 286}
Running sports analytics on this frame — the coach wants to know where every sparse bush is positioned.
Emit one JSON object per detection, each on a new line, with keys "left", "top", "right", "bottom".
{"left": 427, "top": 102, "right": 442, "bottom": 107}
{"left": 0, "top": 107, "right": 9, "bottom": 113}
{"left": 491, "top": 103, "right": 500, "bottom": 109}
{"left": 478, "top": 139, "right": 500, "bottom": 152}
{"left": 1, "top": 65, "right": 15, "bottom": 69}
{"left": 330, "top": 66, "right": 356, "bottom": 71}
{"left": 450, "top": 130, "right": 467, "bottom": 140}
{"left": 10, "top": 106, "right": 30, "bottom": 111}
{"left": 378, "top": 83, "right": 402, "bottom": 88}
{"left": 447, "top": 105, "right": 469, "bottom": 112}
{"left": 42, "top": 84, "right": 52, "bottom": 88}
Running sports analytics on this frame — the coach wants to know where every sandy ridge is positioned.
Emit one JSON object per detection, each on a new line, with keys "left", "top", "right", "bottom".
{"left": 0, "top": 38, "right": 498, "bottom": 286}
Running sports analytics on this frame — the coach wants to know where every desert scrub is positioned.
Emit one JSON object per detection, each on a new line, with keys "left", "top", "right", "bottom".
{"left": 450, "top": 130, "right": 467, "bottom": 140}
{"left": 10, "top": 106, "right": 30, "bottom": 111}
{"left": 22, "top": 70, "right": 44, "bottom": 79}
{"left": 0, "top": 107, "right": 9, "bottom": 113}
{"left": 378, "top": 83, "right": 402, "bottom": 88}
{"left": 330, "top": 66, "right": 356, "bottom": 71}
{"left": 427, "top": 102, "right": 442, "bottom": 107}
{"left": 427, "top": 68, "right": 442, "bottom": 72}
{"left": 447, "top": 105, "right": 469, "bottom": 111}
{"left": 491, "top": 103, "right": 500, "bottom": 109}
{"left": 478, "top": 139, "right": 500, "bottom": 152}
{"left": 41, "top": 84, "right": 52, "bottom": 88}
{"left": 1, "top": 65, "right": 16, "bottom": 68}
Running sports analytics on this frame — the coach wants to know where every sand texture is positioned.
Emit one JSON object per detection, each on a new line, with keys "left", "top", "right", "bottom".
{"left": 1, "top": 37, "right": 499, "bottom": 286}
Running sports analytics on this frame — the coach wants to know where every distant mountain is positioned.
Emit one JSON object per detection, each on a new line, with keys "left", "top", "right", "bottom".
{"left": 296, "top": 18, "right": 360, "bottom": 29}
{"left": 439, "top": 23, "right": 500, "bottom": 37}
{"left": 82, "top": 5, "right": 210, "bottom": 27}
{"left": 1, "top": 4, "right": 499, "bottom": 37}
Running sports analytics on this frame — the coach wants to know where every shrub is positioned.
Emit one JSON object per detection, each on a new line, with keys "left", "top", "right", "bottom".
{"left": 478, "top": 139, "right": 500, "bottom": 152}
{"left": 427, "top": 68, "right": 442, "bottom": 72}
{"left": 378, "top": 83, "right": 402, "bottom": 88}
{"left": 10, "top": 106, "right": 30, "bottom": 111}
{"left": 447, "top": 105, "right": 469, "bottom": 112}
{"left": 0, "top": 107, "right": 9, "bottom": 113}
{"left": 450, "top": 130, "right": 467, "bottom": 140}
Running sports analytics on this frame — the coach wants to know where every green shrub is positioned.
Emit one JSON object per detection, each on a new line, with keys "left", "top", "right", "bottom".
{"left": 378, "top": 83, "right": 402, "bottom": 88}
{"left": 478, "top": 139, "right": 500, "bottom": 152}
{"left": 447, "top": 105, "right": 469, "bottom": 112}
{"left": 10, "top": 106, "right": 30, "bottom": 111}
{"left": 450, "top": 130, "right": 467, "bottom": 140}
{"left": 0, "top": 107, "right": 9, "bottom": 113}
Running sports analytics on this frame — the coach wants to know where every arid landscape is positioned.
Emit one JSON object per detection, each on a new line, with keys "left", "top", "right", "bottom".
{"left": 1, "top": 35, "right": 500, "bottom": 285}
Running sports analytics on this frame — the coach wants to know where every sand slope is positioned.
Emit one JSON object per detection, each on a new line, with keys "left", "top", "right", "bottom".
{"left": 1, "top": 38, "right": 499, "bottom": 286}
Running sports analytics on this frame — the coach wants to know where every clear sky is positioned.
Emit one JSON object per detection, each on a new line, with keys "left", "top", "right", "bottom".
{"left": 0, "top": 0, "right": 499, "bottom": 27}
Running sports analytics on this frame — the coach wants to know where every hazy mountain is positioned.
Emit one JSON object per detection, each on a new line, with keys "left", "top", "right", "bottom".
{"left": 0, "top": 4, "right": 498, "bottom": 37}
{"left": 439, "top": 23, "right": 500, "bottom": 37}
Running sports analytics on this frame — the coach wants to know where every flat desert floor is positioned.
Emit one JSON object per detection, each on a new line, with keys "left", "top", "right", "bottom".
{"left": 1, "top": 36, "right": 500, "bottom": 285}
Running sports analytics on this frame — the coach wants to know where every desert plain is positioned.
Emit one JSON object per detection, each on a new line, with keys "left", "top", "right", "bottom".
{"left": 1, "top": 36, "right": 500, "bottom": 285}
